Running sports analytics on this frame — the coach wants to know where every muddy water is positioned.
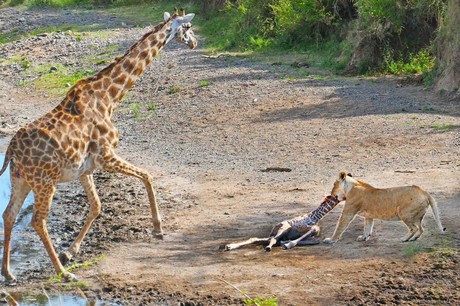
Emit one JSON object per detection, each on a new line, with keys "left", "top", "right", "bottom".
{"left": 6, "top": 292, "right": 104, "bottom": 306}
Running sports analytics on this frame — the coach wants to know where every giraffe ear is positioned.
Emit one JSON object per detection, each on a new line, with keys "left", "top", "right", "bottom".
{"left": 164, "top": 12, "right": 171, "bottom": 22}
{"left": 178, "top": 13, "right": 195, "bottom": 24}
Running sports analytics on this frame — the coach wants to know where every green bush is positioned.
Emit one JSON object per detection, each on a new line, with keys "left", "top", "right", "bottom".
{"left": 384, "top": 49, "right": 435, "bottom": 75}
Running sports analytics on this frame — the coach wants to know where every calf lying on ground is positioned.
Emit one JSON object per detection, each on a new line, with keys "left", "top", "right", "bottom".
{"left": 225, "top": 195, "right": 340, "bottom": 251}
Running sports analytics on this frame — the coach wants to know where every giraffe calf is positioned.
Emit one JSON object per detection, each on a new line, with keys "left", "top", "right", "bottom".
{"left": 225, "top": 195, "right": 340, "bottom": 251}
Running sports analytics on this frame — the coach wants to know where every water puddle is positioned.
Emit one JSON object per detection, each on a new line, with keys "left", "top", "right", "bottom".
{"left": 3, "top": 292, "right": 109, "bottom": 306}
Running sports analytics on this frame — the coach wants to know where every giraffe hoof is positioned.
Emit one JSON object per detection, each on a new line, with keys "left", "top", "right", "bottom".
{"left": 59, "top": 251, "right": 73, "bottom": 266}
{"left": 152, "top": 231, "right": 164, "bottom": 240}
{"left": 264, "top": 246, "right": 272, "bottom": 252}
{"left": 62, "top": 272, "right": 78, "bottom": 282}
{"left": 1, "top": 272, "right": 17, "bottom": 284}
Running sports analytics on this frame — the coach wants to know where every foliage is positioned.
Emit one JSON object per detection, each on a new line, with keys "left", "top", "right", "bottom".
{"left": 244, "top": 296, "right": 278, "bottom": 306}
{"left": 383, "top": 49, "right": 435, "bottom": 75}
{"left": 47, "top": 254, "right": 106, "bottom": 283}
{"left": 2, "top": 0, "right": 453, "bottom": 79}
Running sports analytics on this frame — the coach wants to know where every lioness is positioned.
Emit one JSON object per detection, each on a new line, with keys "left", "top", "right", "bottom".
{"left": 323, "top": 172, "right": 446, "bottom": 244}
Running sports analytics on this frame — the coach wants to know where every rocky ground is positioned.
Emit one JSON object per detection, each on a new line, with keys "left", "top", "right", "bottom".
{"left": 0, "top": 6, "right": 459, "bottom": 306}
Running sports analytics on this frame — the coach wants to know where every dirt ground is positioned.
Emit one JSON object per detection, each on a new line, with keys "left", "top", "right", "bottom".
{"left": 0, "top": 7, "right": 459, "bottom": 306}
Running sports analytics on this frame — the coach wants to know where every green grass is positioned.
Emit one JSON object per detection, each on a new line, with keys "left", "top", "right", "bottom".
{"left": 402, "top": 243, "right": 427, "bottom": 257}
{"left": 0, "top": 24, "right": 112, "bottom": 45}
{"left": 84, "top": 44, "right": 123, "bottom": 66}
{"left": 147, "top": 103, "right": 157, "bottom": 111}
{"left": 431, "top": 123, "right": 456, "bottom": 132}
{"left": 167, "top": 85, "right": 181, "bottom": 95}
{"left": 47, "top": 254, "right": 106, "bottom": 283}
{"left": 244, "top": 296, "right": 278, "bottom": 306}
{"left": 32, "top": 64, "right": 94, "bottom": 96}
{"left": 431, "top": 247, "right": 458, "bottom": 269}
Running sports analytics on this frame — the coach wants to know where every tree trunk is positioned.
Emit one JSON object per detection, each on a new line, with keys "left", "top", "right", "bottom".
{"left": 434, "top": 0, "right": 460, "bottom": 95}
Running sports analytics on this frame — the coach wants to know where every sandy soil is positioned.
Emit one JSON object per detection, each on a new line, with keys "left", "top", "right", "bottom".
{"left": 0, "top": 6, "right": 459, "bottom": 306}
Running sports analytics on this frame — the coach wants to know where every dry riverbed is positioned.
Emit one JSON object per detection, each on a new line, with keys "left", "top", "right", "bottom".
{"left": 0, "top": 6, "right": 459, "bottom": 306}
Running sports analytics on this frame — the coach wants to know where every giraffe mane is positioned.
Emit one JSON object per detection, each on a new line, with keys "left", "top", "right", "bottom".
{"left": 95, "top": 20, "right": 172, "bottom": 79}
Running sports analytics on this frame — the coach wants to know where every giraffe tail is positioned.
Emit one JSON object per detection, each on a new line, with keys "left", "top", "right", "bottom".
{"left": 0, "top": 139, "right": 14, "bottom": 177}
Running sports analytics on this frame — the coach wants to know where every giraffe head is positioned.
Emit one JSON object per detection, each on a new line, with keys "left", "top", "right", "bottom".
{"left": 163, "top": 8, "right": 197, "bottom": 49}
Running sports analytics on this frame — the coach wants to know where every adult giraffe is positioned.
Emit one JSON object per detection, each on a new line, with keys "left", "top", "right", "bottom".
{"left": 0, "top": 8, "right": 197, "bottom": 282}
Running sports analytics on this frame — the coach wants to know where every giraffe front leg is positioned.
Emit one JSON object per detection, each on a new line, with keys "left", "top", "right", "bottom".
{"left": 102, "top": 152, "right": 163, "bottom": 238}
{"left": 2, "top": 174, "right": 31, "bottom": 282}
{"left": 59, "top": 174, "right": 101, "bottom": 265}
{"left": 31, "top": 184, "right": 77, "bottom": 282}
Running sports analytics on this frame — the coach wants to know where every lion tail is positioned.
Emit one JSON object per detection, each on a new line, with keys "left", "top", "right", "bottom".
{"left": 427, "top": 193, "right": 446, "bottom": 233}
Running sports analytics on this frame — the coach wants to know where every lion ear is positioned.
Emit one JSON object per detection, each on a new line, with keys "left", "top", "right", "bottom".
{"left": 339, "top": 171, "right": 347, "bottom": 180}
{"left": 347, "top": 173, "right": 353, "bottom": 177}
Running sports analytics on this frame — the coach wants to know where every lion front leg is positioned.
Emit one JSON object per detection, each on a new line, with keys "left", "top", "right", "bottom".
{"left": 357, "top": 218, "right": 374, "bottom": 241}
{"left": 324, "top": 210, "right": 356, "bottom": 244}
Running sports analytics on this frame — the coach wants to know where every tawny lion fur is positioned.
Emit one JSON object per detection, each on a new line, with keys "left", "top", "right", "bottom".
{"left": 323, "top": 171, "right": 446, "bottom": 244}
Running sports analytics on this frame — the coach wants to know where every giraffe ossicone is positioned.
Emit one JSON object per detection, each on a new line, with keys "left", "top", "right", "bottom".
{"left": 0, "top": 9, "right": 197, "bottom": 282}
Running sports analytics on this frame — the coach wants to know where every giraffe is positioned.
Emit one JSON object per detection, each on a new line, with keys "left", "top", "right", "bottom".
{"left": 0, "top": 8, "right": 197, "bottom": 282}
{"left": 225, "top": 195, "right": 340, "bottom": 251}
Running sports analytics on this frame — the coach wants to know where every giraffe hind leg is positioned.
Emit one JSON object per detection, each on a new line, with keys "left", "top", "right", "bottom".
{"left": 1, "top": 173, "right": 31, "bottom": 282}
{"left": 31, "top": 184, "right": 77, "bottom": 282}
{"left": 59, "top": 174, "right": 101, "bottom": 265}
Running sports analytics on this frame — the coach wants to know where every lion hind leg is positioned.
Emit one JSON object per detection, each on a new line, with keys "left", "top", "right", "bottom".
{"left": 400, "top": 220, "right": 419, "bottom": 242}
{"left": 408, "top": 215, "right": 425, "bottom": 241}
{"left": 398, "top": 206, "right": 426, "bottom": 242}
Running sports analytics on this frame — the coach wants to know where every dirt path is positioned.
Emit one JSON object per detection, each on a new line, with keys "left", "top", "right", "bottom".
{"left": 0, "top": 6, "right": 459, "bottom": 306}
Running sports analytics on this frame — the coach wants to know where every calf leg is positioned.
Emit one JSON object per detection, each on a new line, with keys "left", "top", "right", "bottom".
{"left": 265, "top": 221, "right": 291, "bottom": 252}
{"left": 282, "top": 225, "right": 320, "bottom": 250}
{"left": 225, "top": 237, "right": 270, "bottom": 251}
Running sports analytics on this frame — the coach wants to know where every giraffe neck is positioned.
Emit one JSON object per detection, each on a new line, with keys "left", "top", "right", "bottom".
{"left": 308, "top": 196, "right": 340, "bottom": 224}
{"left": 93, "top": 20, "right": 174, "bottom": 105}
